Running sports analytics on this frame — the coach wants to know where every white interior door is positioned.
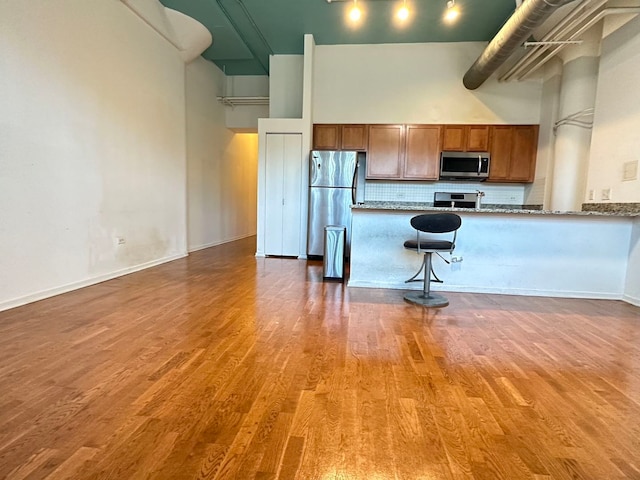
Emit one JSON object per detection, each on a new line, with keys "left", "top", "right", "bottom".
{"left": 264, "top": 133, "right": 302, "bottom": 256}
{"left": 265, "top": 134, "right": 284, "bottom": 255}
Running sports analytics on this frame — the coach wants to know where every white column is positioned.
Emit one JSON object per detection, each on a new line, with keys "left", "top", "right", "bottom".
{"left": 550, "top": 23, "right": 602, "bottom": 211}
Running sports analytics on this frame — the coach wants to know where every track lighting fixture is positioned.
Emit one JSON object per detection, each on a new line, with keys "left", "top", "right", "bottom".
{"left": 348, "top": 0, "right": 362, "bottom": 22}
{"left": 396, "top": 0, "right": 410, "bottom": 22}
{"left": 326, "top": 0, "right": 461, "bottom": 26}
{"left": 444, "top": 0, "right": 460, "bottom": 23}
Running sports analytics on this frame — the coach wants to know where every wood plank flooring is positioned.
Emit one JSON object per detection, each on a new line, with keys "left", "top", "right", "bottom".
{"left": 1, "top": 236, "right": 640, "bottom": 479}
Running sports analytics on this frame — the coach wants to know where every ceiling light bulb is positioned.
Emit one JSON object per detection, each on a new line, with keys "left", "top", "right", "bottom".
{"left": 397, "top": 4, "right": 410, "bottom": 21}
{"left": 444, "top": 0, "right": 460, "bottom": 22}
{"left": 349, "top": 3, "right": 361, "bottom": 21}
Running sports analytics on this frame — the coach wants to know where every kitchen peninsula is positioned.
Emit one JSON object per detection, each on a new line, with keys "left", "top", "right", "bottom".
{"left": 349, "top": 202, "right": 640, "bottom": 305}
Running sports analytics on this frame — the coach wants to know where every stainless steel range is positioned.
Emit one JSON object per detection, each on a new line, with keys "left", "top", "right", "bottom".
{"left": 434, "top": 192, "right": 482, "bottom": 209}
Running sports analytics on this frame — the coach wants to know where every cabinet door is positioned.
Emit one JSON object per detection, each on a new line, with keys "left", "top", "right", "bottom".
{"left": 466, "top": 125, "right": 490, "bottom": 151}
{"left": 489, "top": 126, "right": 513, "bottom": 181}
{"left": 442, "top": 125, "right": 466, "bottom": 151}
{"left": 366, "top": 125, "right": 404, "bottom": 179}
{"left": 313, "top": 124, "right": 341, "bottom": 150}
{"left": 403, "top": 125, "right": 441, "bottom": 180}
{"left": 264, "top": 133, "right": 302, "bottom": 256}
{"left": 509, "top": 125, "right": 538, "bottom": 182}
{"left": 341, "top": 124, "right": 368, "bottom": 151}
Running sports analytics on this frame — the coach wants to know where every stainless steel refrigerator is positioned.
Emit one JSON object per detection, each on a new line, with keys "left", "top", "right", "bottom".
{"left": 307, "top": 150, "right": 365, "bottom": 257}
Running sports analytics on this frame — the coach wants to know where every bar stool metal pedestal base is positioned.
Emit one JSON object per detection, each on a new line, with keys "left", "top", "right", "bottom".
{"left": 404, "top": 291, "right": 449, "bottom": 308}
{"left": 404, "top": 249, "right": 449, "bottom": 308}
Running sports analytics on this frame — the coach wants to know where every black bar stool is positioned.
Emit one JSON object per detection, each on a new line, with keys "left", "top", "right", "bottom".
{"left": 404, "top": 213, "right": 462, "bottom": 307}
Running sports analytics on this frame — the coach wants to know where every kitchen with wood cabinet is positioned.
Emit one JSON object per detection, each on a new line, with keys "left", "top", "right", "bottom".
{"left": 313, "top": 122, "right": 537, "bottom": 183}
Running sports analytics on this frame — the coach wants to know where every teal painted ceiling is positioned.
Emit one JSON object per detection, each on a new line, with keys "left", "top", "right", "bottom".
{"left": 159, "top": 0, "right": 517, "bottom": 75}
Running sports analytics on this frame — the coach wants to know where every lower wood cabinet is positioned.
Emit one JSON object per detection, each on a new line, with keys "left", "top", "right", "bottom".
{"left": 366, "top": 124, "right": 441, "bottom": 180}
{"left": 489, "top": 125, "right": 539, "bottom": 182}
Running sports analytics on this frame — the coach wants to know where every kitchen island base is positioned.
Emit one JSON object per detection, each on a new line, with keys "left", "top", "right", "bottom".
{"left": 350, "top": 205, "right": 638, "bottom": 303}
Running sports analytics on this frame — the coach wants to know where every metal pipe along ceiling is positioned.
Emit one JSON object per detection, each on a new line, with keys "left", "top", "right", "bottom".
{"left": 502, "top": 5, "right": 640, "bottom": 81}
{"left": 463, "top": 0, "right": 577, "bottom": 90}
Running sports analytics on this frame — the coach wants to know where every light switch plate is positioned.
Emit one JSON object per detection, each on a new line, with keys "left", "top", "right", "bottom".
{"left": 588, "top": 189, "right": 594, "bottom": 201}
{"left": 623, "top": 160, "right": 638, "bottom": 181}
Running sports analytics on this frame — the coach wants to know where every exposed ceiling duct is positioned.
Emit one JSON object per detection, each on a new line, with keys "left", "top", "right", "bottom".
{"left": 500, "top": 2, "right": 640, "bottom": 81}
{"left": 463, "top": 0, "right": 577, "bottom": 90}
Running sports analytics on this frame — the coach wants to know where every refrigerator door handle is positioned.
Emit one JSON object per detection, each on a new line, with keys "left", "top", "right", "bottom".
{"left": 351, "top": 161, "right": 358, "bottom": 204}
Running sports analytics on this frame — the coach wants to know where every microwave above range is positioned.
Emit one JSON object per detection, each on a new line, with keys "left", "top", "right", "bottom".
{"left": 439, "top": 151, "right": 490, "bottom": 181}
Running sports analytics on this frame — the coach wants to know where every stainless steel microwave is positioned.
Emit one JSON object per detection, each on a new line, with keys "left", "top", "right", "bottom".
{"left": 439, "top": 151, "right": 490, "bottom": 181}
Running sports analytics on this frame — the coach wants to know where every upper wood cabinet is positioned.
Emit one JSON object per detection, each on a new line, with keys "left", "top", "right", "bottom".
{"left": 367, "top": 125, "right": 404, "bottom": 179}
{"left": 313, "top": 124, "right": 341, "bottom": 150}
{"left": 341, "top": 124, "right": 368, "bottom": 151}
{"left": 467, "top": 125, "right": 490, "bottom": 151}
{"left": 366, "top": 124, "right": 441, "bottom": 180}
{"left": 442, "top": 125, "right": 466, "bottom": 151}
{"left": 403, "top": 125, "right": 442, "bottom": 180}
{"left": 442, "top": 125, "right": 490, "bottom": 152}
{"left": 313, "top": 124, "right": 368, "bottom": 151}
{"left": 489, "top": 125, "right": 539, "bottom": 183}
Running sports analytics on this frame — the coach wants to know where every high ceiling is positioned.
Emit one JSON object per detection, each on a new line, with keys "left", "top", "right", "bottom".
{"left": 159, "top": 0, "right": 517, "bottom": 75}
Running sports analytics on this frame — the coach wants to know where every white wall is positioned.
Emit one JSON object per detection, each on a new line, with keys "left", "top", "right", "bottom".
{"left": 269, "top": 55, "right": 304, "bottom": 119}
{"left": 587, "top": 15, "right": 640, "bottom": 203}
{"left": 0, "top": 0, "right": 188, "bottom": 311}
{"left": 223, "top": 75, "right": 269, "bottom": 131}
{"left": 625, "top": 218, "right": 640, "bottom": 306}
{"left": 312, "top": 42, "right": 543, "bottom": 124}
{"left": 186, "top": 58, "right": 259, "bottom": 251}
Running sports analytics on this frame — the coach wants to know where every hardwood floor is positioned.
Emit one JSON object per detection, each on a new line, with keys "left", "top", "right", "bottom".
{"left": 1, "top": 236, "right": 640, "bottom": 479}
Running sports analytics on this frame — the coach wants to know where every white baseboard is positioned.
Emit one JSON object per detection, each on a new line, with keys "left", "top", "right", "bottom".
{"left": 0, "top": 253, "right": 187, "bottom": 313}
{"left": 188, "top": 233, "right": 255, "bottom": 253}
{"left": 347, "top": 280, "right": 624, "bottom": 302}
{"left": 623, "top": 293, "right": 640, "bottom": 307}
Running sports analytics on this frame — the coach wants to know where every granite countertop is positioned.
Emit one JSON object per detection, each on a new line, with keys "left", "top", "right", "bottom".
{"left": 352, "top": 201, "right": 640, "bottom": 217}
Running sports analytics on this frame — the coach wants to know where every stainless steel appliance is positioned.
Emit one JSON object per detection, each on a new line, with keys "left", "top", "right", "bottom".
{"left": 323, "top": 226, "right": 346, "bottom": 279}
{"left": 307, "top": 150, "right": 365, "bottom": 257}
{"left": 434, "top": 192, "right": 482, "bottom": 209}
{"left": 440, "top": 151, "right": 490, "bottom": 180}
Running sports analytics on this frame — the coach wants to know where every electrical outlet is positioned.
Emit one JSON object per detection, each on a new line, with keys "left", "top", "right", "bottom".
{"left": 116, "top": 237, "right": 126, "bottom": 245}
{"left": 623, "top": 160, "right": 638, "bottom": 181}
{"left": 601, "top": 188, "right": 611, "bottom": 201}
{"left": 588, "top": 189, "right": 594, "bottom": 201}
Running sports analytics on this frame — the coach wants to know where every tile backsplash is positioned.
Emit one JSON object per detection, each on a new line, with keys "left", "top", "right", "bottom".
{"left": 364, "top": 180, "right": 527, "bottom": 205}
